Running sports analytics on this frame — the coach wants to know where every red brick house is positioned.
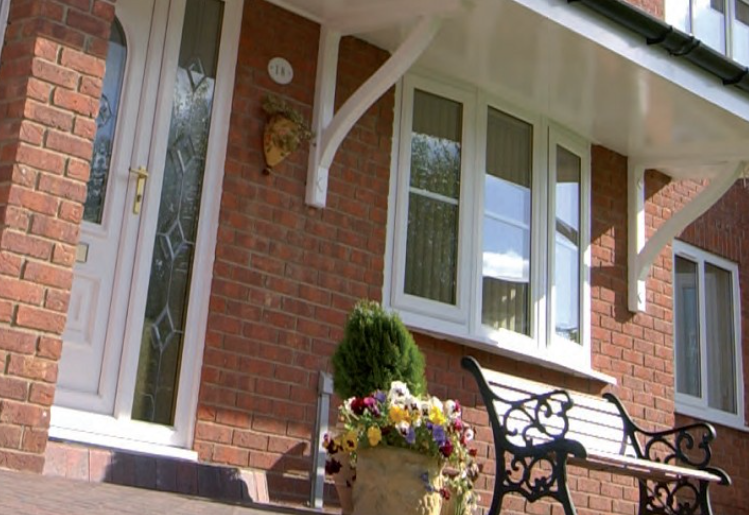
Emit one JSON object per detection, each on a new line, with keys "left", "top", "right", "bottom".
{"left": 0, "top": 0, "right": 748, "bottom": 513}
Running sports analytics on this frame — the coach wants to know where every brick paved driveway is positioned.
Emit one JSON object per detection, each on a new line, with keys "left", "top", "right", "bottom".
{"left": 0, "top": 469, "right": 309, "bottom": 515}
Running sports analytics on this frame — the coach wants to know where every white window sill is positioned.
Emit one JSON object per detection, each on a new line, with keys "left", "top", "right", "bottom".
{"left": 398, "top": 310, "right": 616, "bottom": 385}
{"left": 50, "top": 406, "right": 198, "bottom": 461}
{"left": 675, "top": 403, "right": 749, "bottom": 433}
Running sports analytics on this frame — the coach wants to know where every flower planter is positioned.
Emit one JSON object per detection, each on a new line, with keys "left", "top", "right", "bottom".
{"left": 352, "top": 446, "right": 443, "bottom": 515}
{"left": 333, "top": 451, "right": 355, "bottom": 515}
{"left": 263, "top": 114, "right": 298, "bottom": 169}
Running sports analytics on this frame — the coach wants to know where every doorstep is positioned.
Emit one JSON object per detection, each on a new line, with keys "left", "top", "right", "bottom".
{"left": 43, "top": 440, "right": 270, "bottom": 505}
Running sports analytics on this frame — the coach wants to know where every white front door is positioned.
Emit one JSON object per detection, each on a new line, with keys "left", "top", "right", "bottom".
{"left": 53, "top": 0, "right": 242, "bottom": 452}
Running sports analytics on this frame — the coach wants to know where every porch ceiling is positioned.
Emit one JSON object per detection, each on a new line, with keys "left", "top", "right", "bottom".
{"left": 269, "top": 0, "right": 749, "bottom": 179}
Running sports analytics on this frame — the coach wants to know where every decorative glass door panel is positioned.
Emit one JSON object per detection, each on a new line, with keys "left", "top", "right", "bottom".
{"left": 132, "top": 0, "right": 224, "bottom": 425}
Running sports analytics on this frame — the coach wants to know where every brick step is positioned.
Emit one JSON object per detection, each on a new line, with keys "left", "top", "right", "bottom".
{"left": 43, "top": 440, "right": 269, "bottom": 505}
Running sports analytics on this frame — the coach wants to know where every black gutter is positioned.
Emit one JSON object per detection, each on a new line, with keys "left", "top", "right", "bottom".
{"left": 566, "top": 0, "right": 749, "bottom": 94}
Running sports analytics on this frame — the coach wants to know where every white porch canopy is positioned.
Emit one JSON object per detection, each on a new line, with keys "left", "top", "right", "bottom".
{"left": 267, "top": 0, "right": 749, "bottom": 311}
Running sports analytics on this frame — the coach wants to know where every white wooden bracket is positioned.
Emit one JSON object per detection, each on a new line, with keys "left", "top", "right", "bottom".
{"left": 306, "top": 6, "right": 457, "bottom": 207}
{"left": 628, "top": 161, "right": 745, "bottom": 312}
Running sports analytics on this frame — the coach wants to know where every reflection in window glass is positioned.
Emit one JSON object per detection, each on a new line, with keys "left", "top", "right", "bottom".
{"left": 553, "top": 146, "right": 580, "bottom": 343}
{"left": 404, "top": 90, "right": 462, "bottom": 305}
{"left": 704, "top": 263, "right": 737, "bottom": 413}
{"left": 481, "top": 108, "right": 532, "bottom": 335}
{"left": 83, "top": 19, "right": 127, "bottom": 224}
{"left": 675, "top": 257, "right": 701, "bottom": 399}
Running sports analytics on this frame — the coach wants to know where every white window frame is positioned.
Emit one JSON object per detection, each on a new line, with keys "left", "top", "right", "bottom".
{"left": 673, "top": 240, "right": 745, "bottom": 429}
{"left": 388, "top": 73, "right": 591, "bottom": 371}
{"left": 666, "top": 0, "right": 749, "bottom": 65}
{"left": 0, "top": 0, "right": 9, "bottom": 59}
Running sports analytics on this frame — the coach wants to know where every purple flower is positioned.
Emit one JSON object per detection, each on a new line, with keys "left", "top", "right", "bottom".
{"left": 405, "top": 427, "right": 416, "bottom": 445}
{"left": 374, "top": 390, "right": 387, "bottom": 403}
{"left": 431, "top": 425, "right": 447, "bottom": 446}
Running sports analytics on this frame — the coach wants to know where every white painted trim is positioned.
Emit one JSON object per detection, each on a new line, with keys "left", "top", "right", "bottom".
{"left": 672, "top": 241, "right": 746, "bottom": 431}
{"left": 0, "top": 0, "right": 9, "bottom": 59}
{"left": 628, "top": 164, "right": 646, "bottom": 312}
{"left": 381, "top": 78, "right": 403, "bottom": 305}
{"left": 306, "top": 16, "right": 443, "bottom": 207}
{"left": 630, "top": 161, "right": 745, "bottom": 312}
{"left": 177, "top": 0, "right": 245, "bottom": 451}
{"left": 49, "top": 407, "right": 199, "bottom": 460}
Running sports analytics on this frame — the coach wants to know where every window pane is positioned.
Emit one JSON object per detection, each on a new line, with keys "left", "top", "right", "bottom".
{"left": 409, "top": 90, "right": 462, "bottom": 199}
{"left": 704, "top": 263, "right": 737, "bottom": 413}
{"left": 733, "top": 1, "right": 749, "bottom": 65}
{"left": 675, "top": 256, "right": 701, "bottom": 399}
{"left": 83, "top": 19, "right": 127, "bottom": 224}
{"left": 553, "top": 146, "right": 581, "bottom": 343}
{"left": 403, "top": 90, "right": 462, "bottom": 305}
{"left": 404, "top": 193, "right": 459, "bottom": 304}
{"left": 482, "top": 108, "right": 532, "bottom": 334}
{"left": 693, "top": 0, "right": 727, "bottom": 53}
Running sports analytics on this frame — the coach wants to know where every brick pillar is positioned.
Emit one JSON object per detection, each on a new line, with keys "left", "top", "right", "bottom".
{"left": 0, "top": 0, "right": 114, "bottom": 472}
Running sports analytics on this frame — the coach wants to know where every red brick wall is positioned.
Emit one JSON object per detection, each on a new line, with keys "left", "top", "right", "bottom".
{"left": 0, "top": 0, "right": 113, "bottom": 472}
{"left": 194, "top": 2, "right": 745, "bottom": 512}
{"left": 195, "top": 0, "right": 393, "bottom": 502}
{"left": 624, "top": 0, "right": 665, "bottom": 18}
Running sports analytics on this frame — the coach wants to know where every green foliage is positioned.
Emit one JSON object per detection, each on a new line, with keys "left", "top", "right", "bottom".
{"left": 332, "top": 300, "right": 427, "bottom": 399}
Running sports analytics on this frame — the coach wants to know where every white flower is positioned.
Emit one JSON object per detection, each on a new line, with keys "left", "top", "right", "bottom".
{"left": 464, "top": 428, "right": 474, "bottom": 442}
{"left": 388, "top": 381, "right": 410, "bottom": 402}
{"left": 445, "top": 400, "right": 461, "bottom": 419}
{"left": 395, "top": 420, "right": 411, "bottom": 435}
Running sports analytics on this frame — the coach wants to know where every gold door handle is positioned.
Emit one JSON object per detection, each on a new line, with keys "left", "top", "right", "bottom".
{"left": 129, "top": 166, "right": 149, "bottom": 214}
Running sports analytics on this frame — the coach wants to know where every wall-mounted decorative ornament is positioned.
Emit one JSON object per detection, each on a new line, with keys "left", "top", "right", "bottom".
{"left": 261, "top": 94, "right": 314, "bottom": 174}
{"left": 268, "top": 57, "right": 293, "bottom": 85}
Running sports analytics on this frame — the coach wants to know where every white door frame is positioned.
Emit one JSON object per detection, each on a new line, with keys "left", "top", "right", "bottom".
{"left": 51, "top": 0, "right": 244, "bottom": 455}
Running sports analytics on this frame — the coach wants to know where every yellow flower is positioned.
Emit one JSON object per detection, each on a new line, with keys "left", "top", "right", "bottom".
{"left": 367, "top": 426, "right": 382, "bottom": 447}
{"left": 428, "top": 405, "right": 446, "bottom": 426}
{"left": 389, "top": 405, "right": 410, "bottom": 424}
{"left": 343, "top": 430, "right": 358, "bottom": 452}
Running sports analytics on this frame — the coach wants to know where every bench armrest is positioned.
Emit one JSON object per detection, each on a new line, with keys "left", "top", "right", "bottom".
{"left": 462, "top": 356, "right": 586, "bottom": 457}
{"left": 603, "top": 393, "right": 731, "bottom": 485}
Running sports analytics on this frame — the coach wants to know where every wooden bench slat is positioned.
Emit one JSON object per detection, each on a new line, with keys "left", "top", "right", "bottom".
{"left": 571, "top": 451, "right": 725, "bottom": 483}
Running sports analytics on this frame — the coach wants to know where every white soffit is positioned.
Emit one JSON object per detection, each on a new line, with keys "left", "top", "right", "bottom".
{"left": 269, "top": 0, "right": 749, "bottom": 180}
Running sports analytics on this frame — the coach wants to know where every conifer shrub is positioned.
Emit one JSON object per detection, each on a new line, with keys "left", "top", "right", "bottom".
{"left": 332, "top": 300, "right": 427, "bottom": 399}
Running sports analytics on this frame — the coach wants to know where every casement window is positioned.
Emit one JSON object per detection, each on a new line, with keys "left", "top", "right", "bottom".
{"left": 0, "top": 0, "right": 9, "bottom": 58}
{"left": 389, "top": 75, "right": 591, "bottom": 369}
{"left": 673, "top": 241, "right": 744, "bottom": 428}
{"left": 666, "top": 0, "right": 749, "bottom": 66}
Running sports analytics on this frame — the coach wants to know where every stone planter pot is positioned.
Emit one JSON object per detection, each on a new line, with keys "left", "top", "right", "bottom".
{"left": 352, "top": 447, "right": 443, "bottom": 515}
{"left": 333, "top": 452, "right": 355, "bottom": 515}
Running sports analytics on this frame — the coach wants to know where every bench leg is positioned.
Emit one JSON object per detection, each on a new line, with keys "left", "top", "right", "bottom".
{"left": 638, "top": 479, "right": 715, "bottom": 515}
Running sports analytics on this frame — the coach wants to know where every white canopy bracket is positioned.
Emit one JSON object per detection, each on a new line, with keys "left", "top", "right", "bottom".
{"left": 628, "top": 161, "right": 745, "bottom": 312}
{"left": 306, "top": 16, "right": 444, "bottom": 208}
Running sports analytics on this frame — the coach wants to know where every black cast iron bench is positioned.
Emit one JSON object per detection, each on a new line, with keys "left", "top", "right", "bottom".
{"left": 461, "top": 356, "right": 731, "bottom": 515}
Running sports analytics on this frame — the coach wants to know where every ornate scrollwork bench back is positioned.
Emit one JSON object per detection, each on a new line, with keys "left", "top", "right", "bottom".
{"left": 461, "top": 356, "right": 731, "bottom": 515}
